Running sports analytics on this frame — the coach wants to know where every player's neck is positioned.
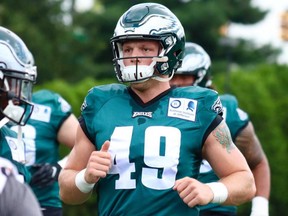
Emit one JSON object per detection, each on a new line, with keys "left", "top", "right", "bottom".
{"left": 130, "top": 80, "right": 170, "bottom": 103}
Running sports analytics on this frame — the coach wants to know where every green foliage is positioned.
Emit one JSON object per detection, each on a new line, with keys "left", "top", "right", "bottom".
{"left": 0, "top": 0, "right": 278, "bottom": 84}
{"left": 220, "top": 0, "right": 267, "bottom": 23}
{"left": 214, "top": 64, "right": 288, "bottom": 216}
{"left": 0, "top": 0, "right": 76, "bottom": 82}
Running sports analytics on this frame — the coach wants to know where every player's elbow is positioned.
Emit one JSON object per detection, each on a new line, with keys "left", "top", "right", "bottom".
{"left": 246, "top": 172, "right": 257, "bottom": 201}
{"left": 59, "top": 186, "right": 88, "bottom": 205}
{"left": 59, "top": 178, "right": 91, "bottom": 205}
{"left": 59, "top": 188, "right": 69, "bottom": 204}
{"left": 230, "top": 171, "right": 256, "bottom": 206}
{"left": 58, "top": 181, "right": 73, "bottom": 204}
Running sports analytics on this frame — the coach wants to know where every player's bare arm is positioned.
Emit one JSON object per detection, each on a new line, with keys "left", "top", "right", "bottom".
{"left": 59, "top": 125, "right": 100, "bottom": 204}
{"left": 174, "top": 121, "right": 255, "bottom": 207}
{"left": 212, "top": 120, "right": 236, "bottom": 153}
{"left": 235, "top": 122, "right": 267, "bottom": 169}
{"left": 57, "top": 114, "right": 79, "bottom": 148}
{"left": 235, "top": 121, "right": 270, "bottom": 200}
{"left": 203, "top": 120, "right": 256, "bottom": 206}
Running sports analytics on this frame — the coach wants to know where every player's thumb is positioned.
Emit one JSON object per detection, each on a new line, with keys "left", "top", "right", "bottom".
{"left": 100, "top": 140, "right": 110, "bottom": 152}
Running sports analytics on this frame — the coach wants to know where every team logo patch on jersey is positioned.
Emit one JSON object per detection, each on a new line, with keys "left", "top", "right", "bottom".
{"left": 81, "top": 100, "right": 87, "bottom": 111}
{"left": 168, "top": 98, "right": 197, "bottom": 121}
{"left": 211, "top": 97, "right": 223, "bottom": 114}
{"left": 132, "top": 112, "right": 152, "bottom": 118}
{"left": 30, "top": 104, "right": 51, "bottom": 122}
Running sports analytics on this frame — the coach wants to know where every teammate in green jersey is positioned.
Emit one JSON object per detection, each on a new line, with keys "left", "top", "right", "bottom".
{"left": 59, "top": 3, "right": 256, "bottom": 216}
{"left": 10, "top": 89, "right": 79, "bottom": 216}
{"left": 170, "top": 42, "right": 270, "bottom": 216}
{"left": 0, "top": 26, "right": 36, "bottom": 182}
{"left": 0, "top": 26, "right": 42, "bottom": 215}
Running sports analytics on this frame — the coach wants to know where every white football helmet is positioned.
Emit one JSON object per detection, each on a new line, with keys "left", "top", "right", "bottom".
{"left": 110, "top": 3, "right": 185, "bottom": 83}
{"left": 176, "top": 42, "right": 212, "bottom": 87}
{"left": 0, "top": 26, "right": 37, "bottom": 125}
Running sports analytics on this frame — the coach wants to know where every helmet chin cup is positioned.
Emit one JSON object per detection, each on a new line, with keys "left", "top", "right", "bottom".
{"left": 120, "top": 60, "right": 156, "bottom": 83}
{"left": 3, "top": 100, "right": 24, "bottom": 123}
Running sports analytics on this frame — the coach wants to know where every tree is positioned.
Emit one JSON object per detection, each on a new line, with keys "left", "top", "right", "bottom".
{"left": 0, "top": 0, "right": 279, "bottom": 83}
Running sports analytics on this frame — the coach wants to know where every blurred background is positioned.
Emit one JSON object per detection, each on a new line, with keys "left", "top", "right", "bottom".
{"left": 1, "top": 0, "right": 287, "bottom": 215}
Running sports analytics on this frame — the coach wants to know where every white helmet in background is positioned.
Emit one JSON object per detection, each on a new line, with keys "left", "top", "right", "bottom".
{"left": 176, "top": 42, "right": 212, "bottom": 87}
{"left": 0, "top": 26, "right": 37, "bottom": 125}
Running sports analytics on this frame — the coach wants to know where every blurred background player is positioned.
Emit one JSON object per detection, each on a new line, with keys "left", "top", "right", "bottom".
{"left": 10, "top": 89, "right": 79, "bottom": 216}
{"left": 0, "top": 26, "right": 36, "bottom": 182}
{"left": 170, "top": 42, "right": 270, "bottom": 216}
{"left": 0, "top": 26, "right": 42, "bottom": 215}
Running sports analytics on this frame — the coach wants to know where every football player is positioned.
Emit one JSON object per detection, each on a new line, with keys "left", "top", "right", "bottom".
{"left": 59, "top": 3, "right": 256, "bottom": 216}
{"left": 0, "top": 26, "right": 36, "bottom": 182}
{"left": 0, "top": 26, "right": 41, "bottom": 215}
{"left": 170, "top": 42, "right": 270, "bottom": 216}
{"left": 9, "top": 89, "right": 78, "bottom": 216}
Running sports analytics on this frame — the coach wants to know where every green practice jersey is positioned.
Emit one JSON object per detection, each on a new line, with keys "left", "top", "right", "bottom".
{"left": 0, "top": 125, "right": 31, "bottom": 182}
{"left": 80, "top": 84, "right": 223, "bottom": 216}
{"left": 10, "top": 89, "right": 72, "bottom": 208}
{"left": 198, "top": 94, "right": 249, "bottom": 213}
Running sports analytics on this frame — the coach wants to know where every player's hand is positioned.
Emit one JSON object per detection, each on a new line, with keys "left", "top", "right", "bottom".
{"left": 173, "top": 177, "right": 213, "bottom": 207}
{"left": 30, "top": 163, "right": 62, "bottom": 187}
{"left": 84, "top": 140, "right": 111, "bottom": 184}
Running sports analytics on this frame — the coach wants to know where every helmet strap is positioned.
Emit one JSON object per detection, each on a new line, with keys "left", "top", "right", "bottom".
{"left": 152, "top": 70, "right": 175, "bottom": 82}
{"left": 0, "top": 117, "right": 9, "bottom": 128}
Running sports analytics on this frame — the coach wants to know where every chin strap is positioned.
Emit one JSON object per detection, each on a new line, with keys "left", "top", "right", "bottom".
{"left": 15, "top": 125, "right": 25, "bottom": 164}
{"left": 1, "top": 100, "right": 25, "bottom": 161}
{"left": 152, "top": 70, "right": 175, "bottom": 82}
{"left": 17, "top": 125, "right": 23, "bottom": 147}
{"left": 0, "top": 116, "right": 25, "bottom": 164}
{"left": 151, "top": 56, "right": 173, "bottom": 82}
{"left": 0, "top": 117, "right": 9, "bottom": 129}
